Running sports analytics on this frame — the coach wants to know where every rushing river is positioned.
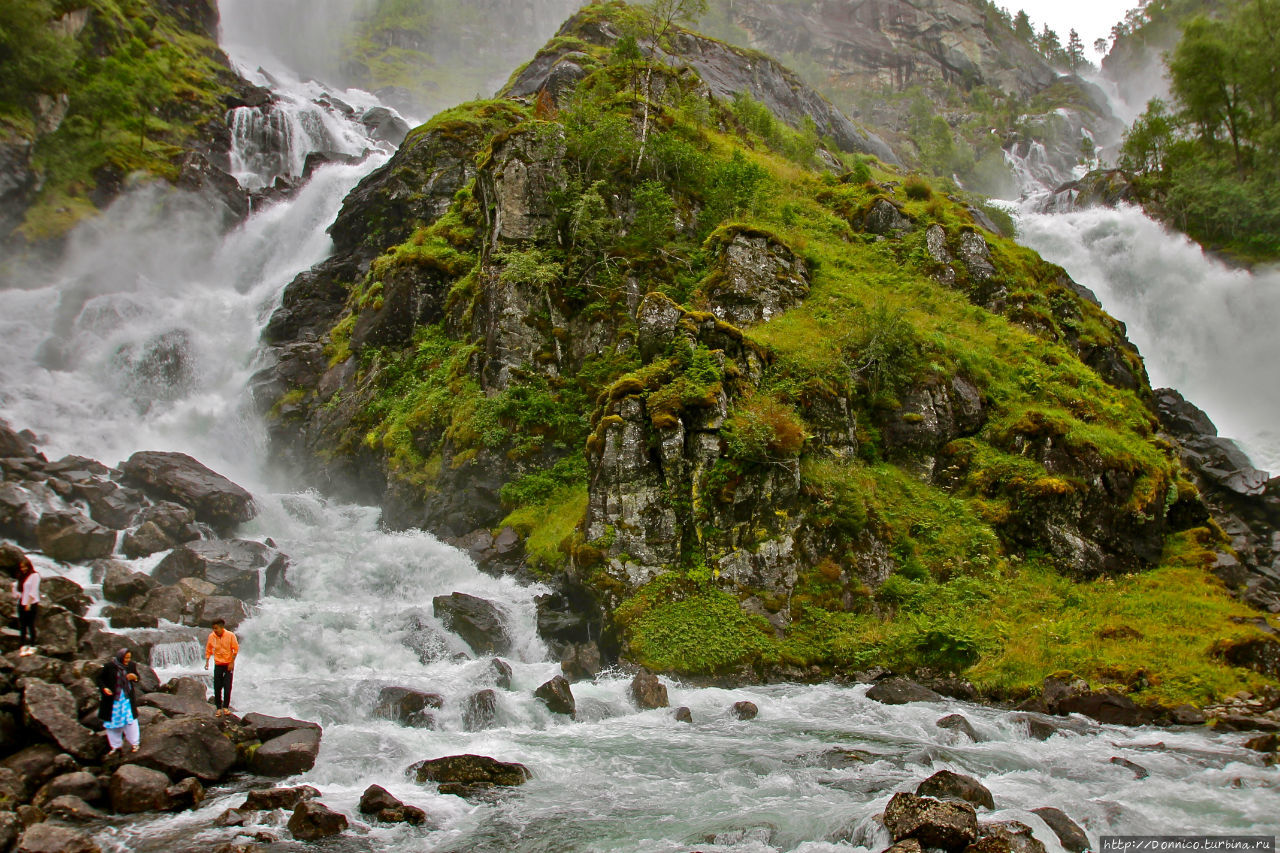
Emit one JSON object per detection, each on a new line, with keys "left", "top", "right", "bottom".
{"left": 0, "top": 3, "right": 1277, "bottom": 850}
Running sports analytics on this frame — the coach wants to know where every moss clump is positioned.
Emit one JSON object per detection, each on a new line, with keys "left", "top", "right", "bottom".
{"left": 501, "top": 485, "right": 588, "bottom": 575}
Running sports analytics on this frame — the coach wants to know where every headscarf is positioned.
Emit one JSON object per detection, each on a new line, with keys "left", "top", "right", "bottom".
{"left": 110, "top": 648, "right": 132, "bottom": 695}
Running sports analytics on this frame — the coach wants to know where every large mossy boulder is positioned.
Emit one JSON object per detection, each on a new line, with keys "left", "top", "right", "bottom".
{"left": 408, "top": 754, "right": 531, "bottom": 795}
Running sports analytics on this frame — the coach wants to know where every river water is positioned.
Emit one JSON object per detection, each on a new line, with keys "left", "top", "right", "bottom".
{"left": 0, "top": 4, "right": 1276, "bottom": 850}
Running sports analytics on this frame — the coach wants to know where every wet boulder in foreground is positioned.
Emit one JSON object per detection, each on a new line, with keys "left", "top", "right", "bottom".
{"left": 288, "top": 800, "right": 348, "bottom": 841}
{"left": 250, "top": 727, "right": 322, "bottom": 777}
{"left": 916, "top": 770, "right": 994, "bottom": 810}
{"left": 408, "top": 754, "right": 530, "bottom": 796}
{"left": 882, "top": 792, "right": 978, "bottom": 851}
{"left": 534, "top": 675, "right": 575, "bottom": 717}
{"left": 130, "top": 716, "right": 237, "bottom": 782}
{"left": 120, "top": 451, "right": 256, "bottom": 531}
{"left": 1029, "top": 807, "right": 1090, "bottom": 853}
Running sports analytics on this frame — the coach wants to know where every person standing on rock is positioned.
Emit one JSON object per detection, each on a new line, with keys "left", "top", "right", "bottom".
{"left": 13, "top": 554, "right": 40, "bottom": 655}
{"left": 97, "top": 648, "right": 141, "bottom": 754}
{"left": 204, "top": 618, "right": 239, "bottom": 716}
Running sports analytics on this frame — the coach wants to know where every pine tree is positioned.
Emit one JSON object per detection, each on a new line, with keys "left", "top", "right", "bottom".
{"left": 1067, "top": 29, "right": 1086, "bottom": 72}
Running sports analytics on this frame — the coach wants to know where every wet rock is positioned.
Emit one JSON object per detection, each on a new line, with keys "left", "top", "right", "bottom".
{"left": 535, "top": 675, "right": 575, "bottom": 716}
{"left": 35, "top": 512, "right": 116, "bottom": 562}
{"left": 192, "top": 595, "right": 250, "bottom": 630}
{"left": 288, "top": 800, "right": 348, "bottom": 841}
{"left": 0, "top": 484, "right": 40, "bottom": 547}
{"left": 432, "top": 592, "right": 511, "bottom": 655}
{"left": 916, "top": 770, "right": 994, "bottom": 809}
{"left": 1040, "top": 674, "right": 1091, "bottom": 713}
{"left": 815, "top": 747, "right": 877, "bottom": 768}
{"left": 32, "top": 771, "right": 101, "bottom": 808}
{"left": 0, "top": 812, "right": 18, "bottom": 853}
{"left": 21, "top": 680, "right": 102, "bottom": 761}
{"left": 534, "top": 589, "right": 594, "bottom": 648}
{"left": 881, "top": 840, "right": 924, "bottom": 853}
{"left": 882, "top": 792, "right": 978, "bottom": 851}
{"left": 250, "top": 728, "right": 322, "bottom": 777}
{"left": 139, "top": 691, "right": 215, "bottom": 718}
{"left": 2, "top": 743, "right": 60, "bottom": 797}
{"left": 131, "top": 715, "right": 238, "bottom": 781}
{"left": 701, "top": 230, "right": 810, "bottom": 328}
{"left": 133, "top": 586, "right": 187, "bottom": 624}
{"left": 32, "top": 604, "right": 87, "bottom": 656}
{"left": 630, "top": 669, "right": 669, "bottom": 709}
{"left": 15, "top": 823, "right": 102, "bottom": 853}
{"left": 102, "top": 563, "right": 160, "bottom": 604}
{"left": 43, "top": 794, "right": 105, "bottom": 823}
{"left": 866, "top": 678, "right": 943, "bottom": 705}
{"left": 1244, "top": 733, "right": 1279, "bottom": 752}
{"left": 408, "top": 754, "right": 531, "bottom": 792}
{"left": 154, "top": 540, "right": 286, "bottom": 603}
{"left": 1057, "top": 688, "right": 1143, "bottom": 726}
{"left": 103, "top": 605, "right": 160, "bottom": 629}
{"left": 463, "top": 689, "right": 498, "bottom": 731}
{"left": 120, "top": 451, "right": 256, "bottom": 531}
{"left": 1170, "top": 704, "right": 1207, "bottom": 725}
{"left": 240, "top": 713, "right": 321, "bottom": 742}
{"left": 167, "top": 776, "right": 204, "bottom": 811}
{"left": 133, "top": 502, "right": 201, "bottom": 543}
{"left": 1011, "top": 712, "right": 1065, "bottom": 741}
{"left": 359, "top": 784, "right": 427, "bottom": 824}
{"left": 972, "top": 820, "right": 1048, "bottom": 853}
{"left": 732, "top": 701, "right": 759, "bottom": 720}
{"left": 864, "top": 198, "right": 911, "bottom": 235}
{"left": 40, "top": 577, "right": 90, "bottom": 616}
{"left": 360, "top": 106, "right": 410, "bottom": 147}
{"left": 374, "top": 687, "right": 443, "bottom": 728}
{"left": 1030, "top": 807, "right": 1090, "bottom": 853}
{"left": 121, "top": 523, "right": 176, "bottom": 559}
{"left": 242, "top": 785, "right": 319, "bottom": 811}
{"left": 560, "top": 642, "right": 602, "bottom": 682}
{"left": 110, "top": 764, "right": 173, "bottom": 813}
{"left": 937, "top": 714, "right": 982, "bottom": 742}
{"left": 214, "top": 806, "right": 251, "bottom": 826}
{"left": 674, "top": 706, "right": 693, "bottom": 724}
{"left": 1109, "top": 756, "right": 1149, "bottom": 779}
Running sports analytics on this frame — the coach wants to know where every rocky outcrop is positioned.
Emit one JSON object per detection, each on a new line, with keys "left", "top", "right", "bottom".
{"left": 120, "top": 452, "right": 256, "bottom": 532}
{"left": 699, "top": 230, "right": 810, "bottom": 328}
{"left": 153, "top": 539, "right": 287, "bottom": 603}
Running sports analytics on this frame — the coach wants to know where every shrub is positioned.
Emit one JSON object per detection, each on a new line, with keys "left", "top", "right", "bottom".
{"left": 722, "top": 393, "right": 807, "bottom": 461}
{"left": 903, "top": 174, "right": 934, "bottom": 200}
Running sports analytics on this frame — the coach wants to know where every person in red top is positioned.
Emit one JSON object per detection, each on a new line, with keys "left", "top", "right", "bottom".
{"left": 203, "top": 619, "right": 239, "bottom": 716}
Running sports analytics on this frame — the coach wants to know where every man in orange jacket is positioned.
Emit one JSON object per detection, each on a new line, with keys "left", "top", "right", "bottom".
{"left": 204, "top": 618, "right": 239, "bottom": 717}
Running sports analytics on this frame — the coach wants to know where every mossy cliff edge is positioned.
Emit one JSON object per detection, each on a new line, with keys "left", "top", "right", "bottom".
{"left": 256, "top": 2, "right": 1279, "bottom": 708}
{"left": 0, "top": 0, "right": 266, "bottom": 248}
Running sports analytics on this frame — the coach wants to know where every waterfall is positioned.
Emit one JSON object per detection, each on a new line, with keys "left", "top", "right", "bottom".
{"left": 1, "top": 5, "right": 1276, "bottom": 852}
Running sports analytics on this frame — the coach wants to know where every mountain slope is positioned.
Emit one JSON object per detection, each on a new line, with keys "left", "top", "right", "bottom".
{"left": 256, "top": 1, "right": 1277, "bottom": 705}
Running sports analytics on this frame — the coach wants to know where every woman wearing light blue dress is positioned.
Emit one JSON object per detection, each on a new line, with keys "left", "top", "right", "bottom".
{"left": 96, "top": 649, "right": 141, "bottom": 754}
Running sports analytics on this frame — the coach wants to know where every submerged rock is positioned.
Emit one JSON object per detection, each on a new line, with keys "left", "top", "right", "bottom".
{"left": 374, "top": 686, "right": 443, "bottom": 728}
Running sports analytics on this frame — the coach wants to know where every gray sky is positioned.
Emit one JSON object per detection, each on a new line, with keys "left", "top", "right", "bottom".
{"left": 1008, "top": 0, "right": 1135, "bottom": 57}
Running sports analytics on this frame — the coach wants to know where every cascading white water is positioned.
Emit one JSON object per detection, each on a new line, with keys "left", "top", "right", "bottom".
{"left": 1, "top": 7, "right": 1277, "bottom": 852}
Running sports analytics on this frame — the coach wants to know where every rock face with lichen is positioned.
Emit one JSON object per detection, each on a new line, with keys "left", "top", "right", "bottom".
{"left": 254, "top": 3, "right": 1262, "bottom": 683}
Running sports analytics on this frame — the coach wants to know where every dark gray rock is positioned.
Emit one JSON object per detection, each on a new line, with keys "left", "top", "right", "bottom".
{"left": 288, "top": 800, "right": 348, "bottom": 841}
{"left": 166, "top": 776, "right": 204, "bottom": 811}
{"left": 14, "top": 823, "right": 102, "bottom": 853}
{"left": 463, "top": 689, "right": 498, "bottom": 731}
{"left": 1109, "top": 756, "right": 1149, "bottom": 779}
{"left": 121, "top": 522, "right": 176, "bottom": 559}
{"left": 120, "top": 451, "right": 256, "bottom": 531}
{"left": 240, "top": 713, "right": 320, "bottom": 742}
{"left": 192, "top": 595, "right": 250, "bottom": 629}
{"left": 534, "top": 675, "right": 575, "bottom": 716}
{"left": 1057, "top": 688, "right": 1144, "bottom": 726}
{"left": 153, "top": 539, "right": 286, "bottom": 603}
{"left": 250, "top": 728, "right": 322, "bottom": 777}
{"left": 35, "top": 512, "right": 116, "bottom": 562}
{"left": 866, "top": 678, "right": 943, "bottom": 705}
{"left": 916, "top": 770, "right": 994, "bottom": 809}
{"left": 110, "top": 764, "right": 173, "bottom": 813}
{"left": 32, "top": 771, "right": 101, "bottom": 808}
{"left": 102, "top": 563, "right": 159, "bottom": 604}
{"left": 630, "top": 669, "right": 669, "bottom": 709}
{"left": 973, "top": 820, "right": 1049, "bottom": 853}
{"left": 0, "top": 484, "right": 40, "bottom": 547}
{"left": 408, "top": 754, "right": 531, "bottom": 791}
{"left": 1030, "top": 807, "right": 1090, "bottom": 853}
{"left": 701, "top": 230, "right": 810, "bottom": 328}
{"left": 39, "top": 576, "right": 90, "bottom": 616}
{"left": 1153, "top": 388, "right": 1217, "bottom": 439}
{"left": 936, "top": 714, "right": 982, "bottom": 742}
{"left": 432, "top": 592, "right": 511, "bottom": 655}
{"left": 130, "top": 715, "right": 238, "bottom": 781}
{"left": 490, "top": 658, "right": 513, "bottom": 690}
{"left": 139, "top": 692, "right": 215, "bottom": 718}
{"left": 132, "top": 502, "right": 200, "bottom": 543}
{"left": 21, "top": 679, "right": 103, "bottom": 761}
{"left": 103, "top": 605, "right": 160, "bottom": 629}
{"left": 43, "top": 794, "right": 105, "bottom": 823}
{"left": 241, "top": 785, "right": 319, "bottom": 811}
{"left": 374, "top": 687, "right": 442, "bottom": 728}
{"left": 865, "top": 198, "right": 911, "bottom": 235}
{"left": 674, "top": 706, "right": 693, "bottom": 724}
{"left": 560, "top": 642, "right": 602, "bottom": 682}
{"left": 882, "top": 792, "right": 978, "bottom": 851}
{"left": 360, "top": 107, "right": 410, "bottom": 147}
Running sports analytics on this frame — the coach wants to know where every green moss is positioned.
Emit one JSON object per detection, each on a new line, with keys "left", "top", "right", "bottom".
{"left": 501, "top": 485, "right": 588, "bottom": 574}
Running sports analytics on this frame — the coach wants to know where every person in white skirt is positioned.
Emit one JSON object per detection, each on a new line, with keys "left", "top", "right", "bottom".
{"left": 96, "top": 649, "right": 141, "bottom": 754}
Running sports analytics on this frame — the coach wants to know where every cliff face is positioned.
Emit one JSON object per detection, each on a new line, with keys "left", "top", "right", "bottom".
{"left": 0, "top": 0, "right": 266, "bottom": 249}
{"left": 255, "top": 2, "right": 1270, "bottom": 697}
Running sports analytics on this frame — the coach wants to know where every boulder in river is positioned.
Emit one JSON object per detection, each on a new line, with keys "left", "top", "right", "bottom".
{"left": 250, "top": 727, "right": 322, "bottom": 777}
{"left": 916, "top": 770, "right": 994, "bottom": 809}
{"left": 288, "top": 800, "right": 348, "bottom": 841}
{"left": 463, "top": 689, "right": 498, "bottom": 731}
{"left": 102, "top": 563, "right": 159, "bottom": 604}
{"left": 14, "top": 823, "right": 102, "bottom": 853}
{"left": 35, "top": 511, "right": 116, "bottom": 562}
{"left": 240, "top": 712, "right": 321, "bottom": 742}
{"left": 153, "top": 539, "right": 287, "bottom": 603}
{"left": 866, "top": 678, "right": 943, "bottom": 705}
{"left": 971, "top": 820, "right": 1048, "bottom": 853}
{"left": 121, "top": 451, "right": 256, "bottom": 531}
{"left": 359, "top": 784, "right": 427, "bottom": 824}
{"left": 1029, "top": 807, "right": 1090, "bottom": 853}
{"left": 432, "top": 592, "right": 511, "bottom": 655}
{"left": 408, "top": 754, "right": 531, "bottom": 795}
{"left": 630, "top": 669, "right": 669, "bottom": 709}
{"left": 110, "top": 764, "right": 173, "bottom": 813}
{"left": 166, "top": 776, "right": 205, "bottom": 811}
{"left": 1056, "top": 687, "right": 1144, "bottom": 726}
{"left": 560, "top": 641, "right": 602, "bottom": 682}
{"left": 242, "top": 784, "right": 319, "bottom": 811}
{"left": 936, "top": 714, "right": 982, "bottom": 742}
{"left": 882, "top": 792, "right": 978, "bottom": 851}
{"left": 674, "top": 706, "right": 693, "bottom": 724}
{"left": 732, "top": 701, "right": 759, "bottom": 720}
{"left": 534, "top": 675, "right": 575, "bottom": 716}
{"left": 130, "top": 715, "right": 237, "bottom": 781}
{"left": 374, "top": 686, "right": 443, "bottom": 728}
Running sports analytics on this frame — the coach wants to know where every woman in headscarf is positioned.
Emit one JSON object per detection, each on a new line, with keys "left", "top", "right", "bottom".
{"left": 13, "top": 554, "right": 39, "bottom": 655}
{"left": 97, "top": 648, "right": 141, "bottom": 754}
